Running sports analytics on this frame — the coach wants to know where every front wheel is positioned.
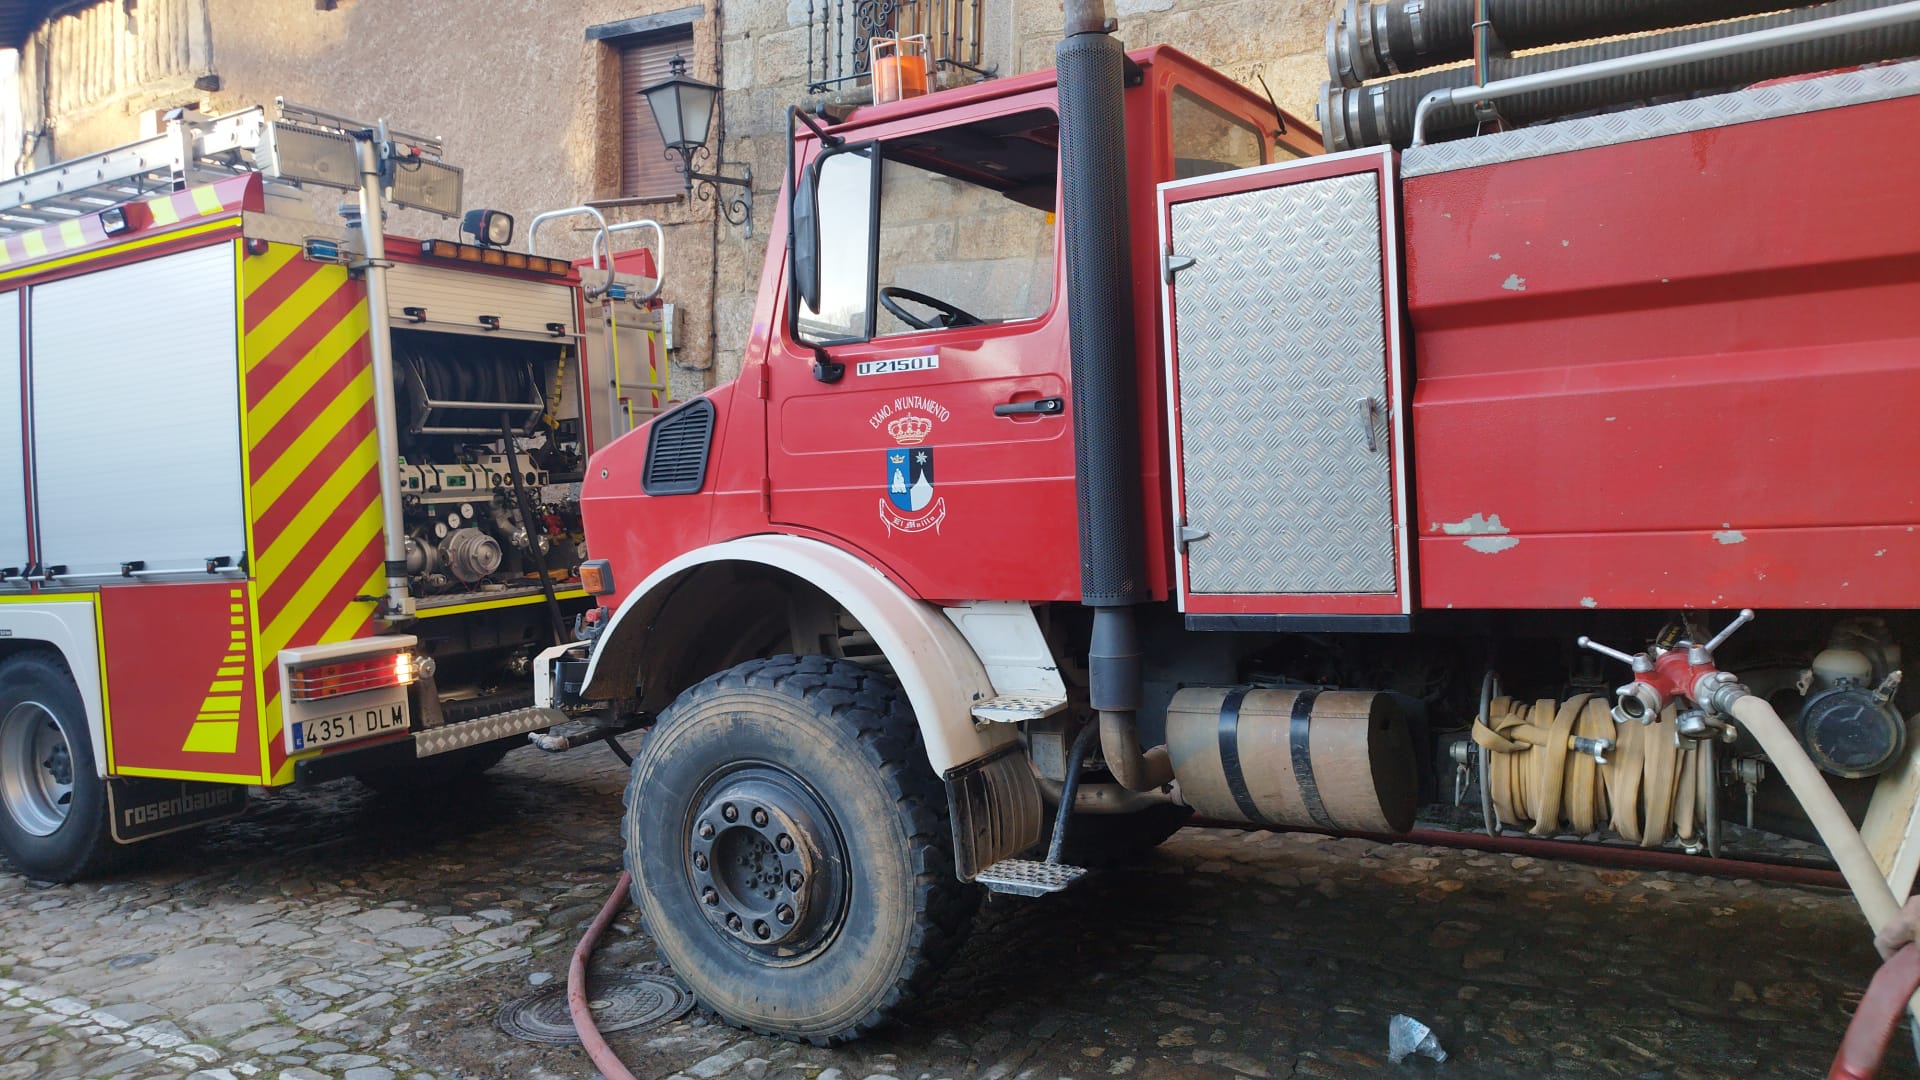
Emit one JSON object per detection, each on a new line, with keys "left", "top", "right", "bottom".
{"left": 623, "top": 655, "right": 976, "bottom": 1043}
{"left": 0, "top": 652, "right": 118, "bottom": 881}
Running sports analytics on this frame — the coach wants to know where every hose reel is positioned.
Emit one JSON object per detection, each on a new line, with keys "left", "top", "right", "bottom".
{"left": 1468, "top": 678, "right": 1719, "bottom": 854}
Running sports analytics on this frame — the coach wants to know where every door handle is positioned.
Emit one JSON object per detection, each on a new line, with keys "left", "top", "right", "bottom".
{"left": 1357, "top": 396, "right": 1380, "bottom": 453}
{"left": 994, "top": 396, "right": 1065, "bottom": 417}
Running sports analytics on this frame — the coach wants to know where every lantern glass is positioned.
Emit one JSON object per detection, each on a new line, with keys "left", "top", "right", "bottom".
{"left": 641, "top": 62, "right": 720, "bottom": 153}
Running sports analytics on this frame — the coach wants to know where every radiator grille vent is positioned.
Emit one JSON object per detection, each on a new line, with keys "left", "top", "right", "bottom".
{"left": 642, "top": 398, "right": 715, "bottom": 496}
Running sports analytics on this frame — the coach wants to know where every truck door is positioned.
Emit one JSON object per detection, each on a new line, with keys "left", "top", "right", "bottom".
{"left": 1159, "top": 148, "right": 1412, "bottom": 628}
{"left": 767, "top": 104, "right": 1080, "bottom": 601}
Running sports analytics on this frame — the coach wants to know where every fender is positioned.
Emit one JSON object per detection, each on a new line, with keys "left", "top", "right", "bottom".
{"left": 0, "top": 595, "right": 111, "bottom": 778}
{"left": 582, "top": 534, "right": 1016, "bottom": 774}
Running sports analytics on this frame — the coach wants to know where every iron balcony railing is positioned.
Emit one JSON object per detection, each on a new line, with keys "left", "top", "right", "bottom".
{"left": 805, "top": 0, "right": 995, "bottom": 95}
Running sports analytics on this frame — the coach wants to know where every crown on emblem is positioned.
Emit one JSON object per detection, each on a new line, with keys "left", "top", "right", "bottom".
{"left": 887, "top": 415, "right": 934, "bottom": 445}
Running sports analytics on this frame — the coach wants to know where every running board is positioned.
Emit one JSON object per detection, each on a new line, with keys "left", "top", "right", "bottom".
{"left": 415, "top": 706, "right": 565, "bottom": 758}
{"left": 974, "top": 858, "right": 1088, "bottom": 897}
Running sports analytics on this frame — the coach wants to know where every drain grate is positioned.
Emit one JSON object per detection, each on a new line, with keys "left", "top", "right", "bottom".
{"left": 496, "top": 973, "right": 695, "bottom": 1045}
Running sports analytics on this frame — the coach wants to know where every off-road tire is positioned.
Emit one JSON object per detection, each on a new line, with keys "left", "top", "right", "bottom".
{"left": 0, "top": 652, "right": 120, "bottom": 882}
{"left": 623, "top": 654, "right": 976, "bottom": 1044}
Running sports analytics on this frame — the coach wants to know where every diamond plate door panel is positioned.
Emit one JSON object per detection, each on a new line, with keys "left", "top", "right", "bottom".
{"left": 1170, "top": 172, "right": 1395, "bottom": 596}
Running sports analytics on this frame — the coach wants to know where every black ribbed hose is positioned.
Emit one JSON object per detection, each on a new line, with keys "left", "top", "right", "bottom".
{"left": 1330, "top": 0, "right": 1838, "bottom": 85}
{"left": 1325, "top": 0, "right": 1920, "bottom": 149}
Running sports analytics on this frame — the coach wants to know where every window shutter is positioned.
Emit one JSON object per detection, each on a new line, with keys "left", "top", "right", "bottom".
{"left": 621, "top": 33, "right": 694, "bottom": 200}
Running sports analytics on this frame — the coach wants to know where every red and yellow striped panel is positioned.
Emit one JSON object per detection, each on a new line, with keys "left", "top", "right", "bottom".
{"left": 0, "top": 173, "right": 257, "bottom": 271}
{"left": 239, "top": 241, "right": 383, "bottom": 784}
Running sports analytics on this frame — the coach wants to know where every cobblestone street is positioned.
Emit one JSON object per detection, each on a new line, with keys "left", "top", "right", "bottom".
{"left": 0, "top": 745, "right": 1906, "bottom": 1080}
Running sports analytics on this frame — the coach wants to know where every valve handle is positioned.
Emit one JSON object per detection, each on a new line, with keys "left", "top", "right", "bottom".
{"left": 1577, "top": 636, "right": 1639, "bottom": 667}
{"left": 1699, "top": 608, "right": 1756, "bottom": 659}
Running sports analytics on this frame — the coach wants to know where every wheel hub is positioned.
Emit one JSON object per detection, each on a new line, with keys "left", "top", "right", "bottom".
{"left": 0, "top": 702, "right": 74, "bottom": 837}
{"left": 689, "top": 775, "right": 827, "bottom": 948}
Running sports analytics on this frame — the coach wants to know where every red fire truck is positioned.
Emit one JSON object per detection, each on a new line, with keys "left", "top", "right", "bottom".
{"left": 0, "top": 100, "right": 665, "bottom": 881}
{"left": 529, "top": 0, "right": 1920, "bottom": 1042}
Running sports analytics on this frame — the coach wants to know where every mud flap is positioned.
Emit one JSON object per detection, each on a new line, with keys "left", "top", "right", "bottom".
{"left": 106, "top": 777, "right": 248, "bottom": 844}
{"left": 943, "top": 741, "right": 1043, "bottom": 881}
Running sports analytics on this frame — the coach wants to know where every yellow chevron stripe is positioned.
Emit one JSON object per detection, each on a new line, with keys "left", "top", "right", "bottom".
{"left": 248, "top": 303, "right": 370, "bottom": 444}
{"left": 22, "top": 232, "right": 45, "bottom": 257}
{"left": 242, "top": 241, "right": 300, "bottom": 290}
{"left": 257, "top": 435, "right": 380, "bottom": 577}
{"left": 260, "top": 498, "right": 384, "bottom": 656}
{"left": 246, "top": 266, "right": 349, "bottom": 370}
{"left": 191, "top": 185, "right": 224, "bottom": 216}
{"left": 252, "top": 394, "right": 377, "bottom": 523}
{"left": 58, "top": 219, "right": 83, "bottom": 249}
{"left": 182, "top": 721, "right": 240, "bottom": 754}
{"left": 149, "top": 196, "right": 180, "bottom": 227}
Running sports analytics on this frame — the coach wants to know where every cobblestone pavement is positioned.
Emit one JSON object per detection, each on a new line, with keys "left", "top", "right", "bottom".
{"left": 0, "top": 745, "right": 1909, "bottom": 1080}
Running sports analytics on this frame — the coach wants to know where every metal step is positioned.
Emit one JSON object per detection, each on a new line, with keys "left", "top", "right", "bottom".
{"left": 974, "top": 858, "right": 1088, "bottom": 897}
{"left": 969, "top": 694, "right": 1069, "bottom": 724}
{"left": 415, "top": 706, "right": 565, "bottom": 758}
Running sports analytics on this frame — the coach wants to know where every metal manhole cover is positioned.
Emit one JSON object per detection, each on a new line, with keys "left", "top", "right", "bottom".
{"left": 497, "top": 973, "right": 694, "bottom": 1045}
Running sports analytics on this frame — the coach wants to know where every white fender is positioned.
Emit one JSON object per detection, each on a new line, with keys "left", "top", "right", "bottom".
{"left": 0, "top": 597, "right": 110, "bottom": 777}
{"left": 582, "top": 535, "right": 1015, "bottom": 774}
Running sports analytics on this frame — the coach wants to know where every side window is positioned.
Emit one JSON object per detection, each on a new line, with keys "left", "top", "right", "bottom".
{"left": 1170, "top": 88, "right": 1265, "bottom": 180}
{"left": 873, "top": 110, "right": 1057, "bottom": 337}
{"left": 793, "top": 108, "right": 1058, "bottom": 347}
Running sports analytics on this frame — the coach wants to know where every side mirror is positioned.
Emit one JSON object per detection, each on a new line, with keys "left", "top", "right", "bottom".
{"left": 791, "top": 157, "right": 823, "bottom": 314}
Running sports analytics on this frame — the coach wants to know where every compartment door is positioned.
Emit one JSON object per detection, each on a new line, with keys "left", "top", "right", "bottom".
{"left": 1160, "top": 149, "right": 1409, "bottom": 628}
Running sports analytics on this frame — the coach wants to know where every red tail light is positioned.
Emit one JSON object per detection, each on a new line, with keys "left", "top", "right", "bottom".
{"left": 287, "top": 652, "right": 416, "bottom": 702}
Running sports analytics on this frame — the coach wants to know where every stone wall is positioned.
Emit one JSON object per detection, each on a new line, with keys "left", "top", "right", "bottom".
{"left": 13, "top": 0, "right": 1340, "bottom": 396}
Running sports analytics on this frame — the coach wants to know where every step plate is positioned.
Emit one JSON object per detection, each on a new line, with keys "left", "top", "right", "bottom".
{"left": 415, "top": 706, "right": 565, "bottom": 758}
{"left": 970, "top": 694, "right": 1069, "bottom": 724}
{"left": 974, "top": 858, "right": 1087, "bottom": 897}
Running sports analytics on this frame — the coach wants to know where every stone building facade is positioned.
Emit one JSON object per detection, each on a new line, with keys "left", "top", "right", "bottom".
{"left": 3, "top": 0, "right": 1332, "bottom": 396}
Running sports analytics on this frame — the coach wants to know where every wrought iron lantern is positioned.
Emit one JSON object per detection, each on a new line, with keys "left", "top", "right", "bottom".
{"left": 640, "top": 55, "right": 753, "bottom": 236}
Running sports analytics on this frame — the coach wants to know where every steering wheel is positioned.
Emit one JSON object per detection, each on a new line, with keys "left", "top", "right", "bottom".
{"left": 879, "top": 286, "right": 985, "bottom": 331}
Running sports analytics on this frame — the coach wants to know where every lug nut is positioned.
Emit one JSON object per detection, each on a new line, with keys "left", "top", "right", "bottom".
{"left": 751, "top": 807, "right": 769, "bottom": 827}
{"left": 786, "top": 869, "right": 804, "bottom": 890}
{"left": 776, "top": 904, "right": 795, "bottom": 924}
{"left": 701, "top": 887, "right": 719, "bottom": 906}
{"left": 725, "top": 913, "right": 743, "bottom": 932}
{"left": 753, "top": 920, "right": 771, "bottom": 939}
{"left": 776, "top": 834, "right": 794, "bottom": 853}
{"left": 692, "top": 852, "right": 708, "bottom": 872}
{"left": 697, "top": 821, "right": 715, "bottom": 840}
{"left": 721, "top": 803, "right": 738, "bottom": 822}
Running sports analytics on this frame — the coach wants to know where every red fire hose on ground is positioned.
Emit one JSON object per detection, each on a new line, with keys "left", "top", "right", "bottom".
{"left": 570, "top": 870, "right": 642, "bottom": 1080}
{"left": 1830, "top": 944, "right": 1920, "bottom": 1080}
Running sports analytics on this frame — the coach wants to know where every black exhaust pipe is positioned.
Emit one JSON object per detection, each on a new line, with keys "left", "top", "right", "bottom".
{"left": 1328, "top": 0, "right": 1838, "bottom": 86}
{"left": 1323, "top": 0, "right": 1920, "bottom": 150}
{"left": 1056, "top": 0, "right": 1168, "bottom": 792}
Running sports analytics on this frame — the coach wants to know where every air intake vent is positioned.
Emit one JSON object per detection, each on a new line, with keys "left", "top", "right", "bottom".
{"left": 642, "top": 398, "right": 716, "bottom": 496}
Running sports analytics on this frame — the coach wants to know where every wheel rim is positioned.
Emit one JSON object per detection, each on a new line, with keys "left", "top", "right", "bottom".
{"left": 686, "top": 762, "right": 849, "bottom": 964}
{"left": 0, "top": 702, "right": 75, "bottom": 837}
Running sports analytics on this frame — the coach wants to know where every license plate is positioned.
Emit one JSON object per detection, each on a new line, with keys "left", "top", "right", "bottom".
{"left": 290, "top": 697, "right": 410, "bottom": 752}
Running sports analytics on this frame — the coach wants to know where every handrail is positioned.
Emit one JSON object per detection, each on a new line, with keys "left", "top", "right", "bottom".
{"left": 526, "top": 206, "right": 616, "bottom": 298}
{"left": 591, "top": 219, "right": 666, "bottom": 304}
{"left": 1410, "top": 0, "right": 1920, "bottom": 146}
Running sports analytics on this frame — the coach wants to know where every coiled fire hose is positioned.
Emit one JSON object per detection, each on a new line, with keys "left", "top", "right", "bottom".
{"left": 1474, "top": 695, "right": 1710, "bottom": 847}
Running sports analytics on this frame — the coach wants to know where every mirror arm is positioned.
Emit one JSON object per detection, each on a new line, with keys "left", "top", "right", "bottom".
{"left": 794, "top": 105, "right": 844, "bottom": 152}
{"left": 811, "top": 345, "right": 844, "bottom": 384}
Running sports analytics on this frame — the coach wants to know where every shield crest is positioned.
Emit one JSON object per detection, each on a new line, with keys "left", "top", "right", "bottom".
{"left": 885, "top": 447, "right": 935, "bottom": 512}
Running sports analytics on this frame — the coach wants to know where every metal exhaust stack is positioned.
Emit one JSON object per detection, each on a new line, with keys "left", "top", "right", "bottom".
{"left": 1056, "top": 0, "right": 1168, "bottom": 792}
